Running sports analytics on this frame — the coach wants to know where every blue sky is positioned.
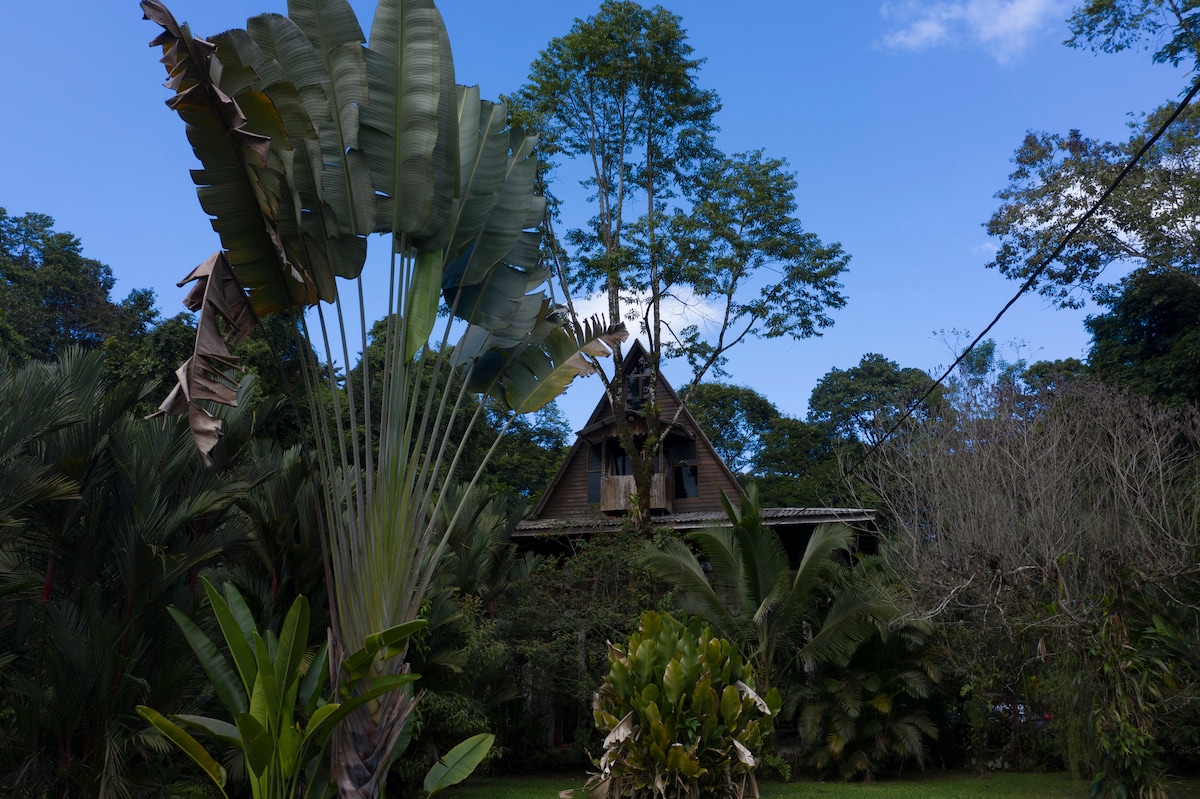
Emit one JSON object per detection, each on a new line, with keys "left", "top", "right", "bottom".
{"left": 0, "top": 0, "right": 1187, "bottom": 429}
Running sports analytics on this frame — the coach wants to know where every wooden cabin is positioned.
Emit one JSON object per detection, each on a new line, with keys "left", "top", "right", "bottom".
{"left": 514, "top": 340, "right": 875, "bottom": 560}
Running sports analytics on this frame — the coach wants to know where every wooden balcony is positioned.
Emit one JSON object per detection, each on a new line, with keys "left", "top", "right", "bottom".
{"left": 600, "top": 474, "right": 672, "bottom": 513}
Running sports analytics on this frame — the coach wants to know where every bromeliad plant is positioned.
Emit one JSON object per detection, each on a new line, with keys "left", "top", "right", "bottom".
{"left": 585, "top": 611, "right": 780, "bottom": 799}
{"left": 138, "top": 578, "right": 491, "bottom": 798}
{"left": 140, "top": 1, "right": 623, "bottom": 795}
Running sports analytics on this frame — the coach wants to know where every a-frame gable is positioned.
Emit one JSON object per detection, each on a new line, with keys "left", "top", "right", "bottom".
{"left": 533, "top": 340, "right": 745, "bottom": 520}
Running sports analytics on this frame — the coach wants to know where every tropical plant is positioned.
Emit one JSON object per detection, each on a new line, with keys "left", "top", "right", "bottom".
{"left": 795, "top": 611, "right": 941, "bottom": 782}
{"left": 642, "top": 486, "right": 885, "bottom": 696}
{"left": 0, "top": 349, "right": 264, "bottom": 798}
{"left": 139, "top": 578, "right": 490, "bottom": 798}
{"left": 579, "top": 610, "right": 779, "bottom": 799}
{"left": 140, "top": 1, "right": 624, "bottom": 794}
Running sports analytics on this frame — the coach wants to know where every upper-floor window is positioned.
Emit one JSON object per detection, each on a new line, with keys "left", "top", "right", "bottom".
{"left": 587, "top": 443, "right": 602, "bottom": 503}
{"left": 626, "top": 372, "right": 651, "bottom": 411}
{"left": 673, "top": 440, "right": 699, "bottom": 499}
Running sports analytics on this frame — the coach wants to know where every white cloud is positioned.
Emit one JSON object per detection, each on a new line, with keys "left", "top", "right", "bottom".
{"left": 880, "top": 0, "right": 1068, "bottom": 62}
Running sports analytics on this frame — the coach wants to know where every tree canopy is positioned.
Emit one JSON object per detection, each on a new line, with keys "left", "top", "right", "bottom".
{"left": 987, "top": 0, "right": 1200, "bottom": 308}
{"left": 985, "top": 103, "right": 1200, "bottom": 308}
{"left": 1086, "top": 268, "right": 1200, "bottom": 406}
{"left": 807, "top": 353, "right": 938, "bottom": 446}
{"left": 1066, "top": 0, "right": 1200, "bottom": 66}
{"left": 0, "top": 209, "right": 130, "bottom": 363}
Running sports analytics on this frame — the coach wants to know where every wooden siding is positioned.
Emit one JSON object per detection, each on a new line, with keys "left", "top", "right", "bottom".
{"left": 536, "top": 428, "right": 743, "bottom": 519}
{"left": 538, "top": 440, "right": 595, "bottom": 519}
{"left": 671, "top": 441, "right": 742, "bottom": 515}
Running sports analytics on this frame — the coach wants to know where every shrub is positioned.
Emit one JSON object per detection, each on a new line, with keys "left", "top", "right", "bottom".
{"left": 582, "top": 610, "right": 780, "bottom": 799}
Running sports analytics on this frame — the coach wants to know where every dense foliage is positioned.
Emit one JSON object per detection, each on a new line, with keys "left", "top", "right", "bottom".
{"left": 584, "top": 611, "right": 779, "bottom": 799}
{"left": 866, "top": 379, "right": 1200, "bottom": 797}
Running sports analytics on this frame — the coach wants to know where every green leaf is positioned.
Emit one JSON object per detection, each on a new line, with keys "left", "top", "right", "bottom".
{"left": 236, "top": 711, "right": 274, "bottom": 778}
{"left": 273, "top": 593, "right": 311, "bottom": 703}
{"left": 404, "top": 248, "right": 443, "bottom": 360}
{"left": 142, "top": 2, "right": 316, "bottom": 316}
{"left": 303, "top": 702, "right": 342, "bottom": 739}
{"left": 205, "top": 579, "right": 258, "bottom": 692}
{"left": 342, "top": 619, "right": 427, "bottom": 681}
{"left": 362, "top": 0, "right": 458, "bottom": 238}
{"left": 137, "top": 706, "right": 229, "bottom": 793}
{"left": 251, "top": 632, "right": 279, "bottom": 728}
{"left": 423, "top": 733, "right": 494, "bottom": 796}
{"left": 168, "top": 606, "right": 247, "bottom": 716}
{"left": 663, "top": 658, "right": 685, "bottom": 709}
{"left": 306, "top": 673, "right": 420, "bottom": 746}
{"left": 720, "top": 684, "right": 741, "bottom": 727}
{"left": 174, "top": 714, "right": 243, "bottom": 747}
{"left": 299, "top": 640, "right": 330, "bottom": 717}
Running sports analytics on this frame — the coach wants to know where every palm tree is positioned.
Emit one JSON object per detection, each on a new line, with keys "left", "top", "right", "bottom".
{"left": 795, "top": 611, "right": 941, "bottom": 781}
{"left": 0, "top": 349, "right": 263, "bottom": 797}
{"left": 642, "top": 486, "right": 885, "bottom": 696}
{"left": 140, "top": 1, "right": 623, "bottom": 794}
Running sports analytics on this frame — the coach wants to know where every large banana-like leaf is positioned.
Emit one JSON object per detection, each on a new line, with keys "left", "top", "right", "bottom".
{"left": 288, "top": 0, "right": 376, "bottom": 236}
{"left": 271, "top": 585, "right": 311, "bottom": 709}
{"left": 461, "top": 314, "right": 627, "bottom": 414}
{"left": 167, "top": 605, "right": 247, "bottom": 716}
{"left": 407, "top": 92, "right": 542, "bottom": 360}
{"left": 361, "top": 0, "right": 458, "bottom": 240}
{"left": 216, "top": 20, "right": 366, "bottom": 294}
{"left": 202, "top": 575, "right": 260, "bottom": 698}
{"left": 423, "top": 733, "right": 494, "bottom": 796}
{"left": 136, "top": 706, "right": 230, "bottom": 796}
{"left": 142, "top": 0, "right": 316, "bottom": 316}
{"left": 435, "top": 94, "right": 510, "bottom": 258}
{"left": 149, "top": 253, "right": 256, "bottom": 464}
{"left": 173, "top": 714, "right": 243, "bottom": 747}
{"left": 404, "top": 248, "right": 444, "bottom": 361}
{"left": 442, "top": 126, "right": 540, "bottom": 290}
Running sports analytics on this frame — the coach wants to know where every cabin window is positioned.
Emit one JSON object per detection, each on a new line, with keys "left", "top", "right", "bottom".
{"left": 608, "top": 442, "right": 633, "bottom": 476}
{"left": 587, "top": 444, "right": 602, "bottom": 503}
{"left": 673, "top": 441, "right": 699, "bottom": 499}
{"left": 626, "top": 372, "right": 651, "bottom": 411}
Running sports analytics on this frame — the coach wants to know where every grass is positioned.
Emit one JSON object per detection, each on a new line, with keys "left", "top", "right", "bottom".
{"left": 442, "top": 771, "right": 1200, "bottom": 799}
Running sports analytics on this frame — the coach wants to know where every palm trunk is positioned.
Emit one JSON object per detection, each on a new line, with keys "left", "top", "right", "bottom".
{"left": 328, "top": 637, "right": 420, "bottom": 798}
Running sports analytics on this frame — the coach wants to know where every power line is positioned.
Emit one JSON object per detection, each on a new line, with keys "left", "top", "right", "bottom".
{"left": 833, "top": 74, "right": 1200, "bottom": 491}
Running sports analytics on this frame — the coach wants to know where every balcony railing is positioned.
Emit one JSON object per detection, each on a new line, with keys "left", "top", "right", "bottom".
{"left": 600, "top": 474, "right": 672, "bottom": 513}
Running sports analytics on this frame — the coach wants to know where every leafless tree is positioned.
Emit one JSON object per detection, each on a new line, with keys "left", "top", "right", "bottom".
{"left": 861, "top": 380, "right": 1200, "bottom": 783}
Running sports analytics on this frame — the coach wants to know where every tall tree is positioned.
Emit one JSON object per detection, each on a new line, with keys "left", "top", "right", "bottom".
{"left": 517, "top": 2, "right": 848, "bottom": 529}
{"left": 684, "top": 382, "right": 781, "bottom": 474}
{"left": 986, "top": 1, "right": 1200, "bottom": 306}
{"left": 141, "top": 1, "right": 622, "bottom": 795}
{"left": 986, "top": 103, "right": 1200, "bottom": 307}
{"left": 1066, "top": 0, "right": 1200, "bottom": 66}
{"left": 753, "top": 416, "right": 850, "bottom": 508}
{"left": 684, "top": 382, "right": 852, "bottom": 508}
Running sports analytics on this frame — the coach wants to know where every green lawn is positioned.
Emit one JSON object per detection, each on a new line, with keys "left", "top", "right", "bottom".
{"left": 443, "top": 772, "right": 1200, "bottom": 799}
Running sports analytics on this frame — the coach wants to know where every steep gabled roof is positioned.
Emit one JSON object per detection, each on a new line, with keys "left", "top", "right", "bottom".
{"left": 531, "top": 339, "right": 745, "bottom": 519}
